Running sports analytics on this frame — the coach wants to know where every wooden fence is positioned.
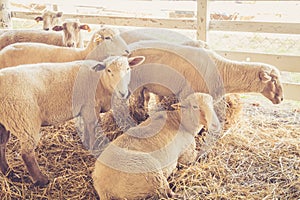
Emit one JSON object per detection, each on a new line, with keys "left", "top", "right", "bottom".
{"left": 8, "top": 0, "right": 300, "bottom": 101}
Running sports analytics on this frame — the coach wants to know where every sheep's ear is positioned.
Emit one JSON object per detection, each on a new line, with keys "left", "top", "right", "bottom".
{"left": 259, "top": 71, "right": 272, "bottom": 83}
{"left": 80, "top": 24, "right": 91, "bottom": 32}
{"left": 128, "top": 56, "right": 145, "bottom": 68}
{"left": 93, "top": 34, "right": 103, "bottom": 42}
{"left": 92, "top": 63, "right": 106, "bottom": 71}
{"left": 52, "top": 26, "right": 63, "bottom": 31}
{"left": 171, "top": 103, "right": 181, "bottom": 110}
{"left": 56, "top": 12, "right": 63, "bottom": 17}
{"left": 35, "top": 16, "right": 43, "bottom": 22}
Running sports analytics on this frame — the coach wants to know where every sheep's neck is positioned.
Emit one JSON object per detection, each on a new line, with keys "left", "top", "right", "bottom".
{"left": 168, "top": 110, "right": 198, "bottom": 134}
{"left": 80, "top": 41, "right": 98, "bottom": 59}
{"left": 212, "top": 54, "right": 265, "bottom": 93}
{"left": 96, "top": 75, "right": 113, "bottom": 112}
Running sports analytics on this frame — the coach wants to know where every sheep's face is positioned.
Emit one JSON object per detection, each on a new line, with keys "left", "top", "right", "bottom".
{"left": 260, "top": 69, "right": 283, "bottom": 104}
{"left": 172, "top": 93, "right": 215, "bottom": 134}
{"left": 52, "top": 19, "right": 90, "bottom": 48}
{"left": 35, "top": 10, "right": 63, "bottom": 31}
{"left": 92, "top": 28, "right": 130, "bottom": 57}
{"left": 98, "top": 56, "right": 145, "bottom": 99}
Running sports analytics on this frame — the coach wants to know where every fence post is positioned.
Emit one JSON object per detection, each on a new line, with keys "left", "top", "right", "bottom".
{"left": 0, "top": 0, "right": 12, "bottom": 29}
{"left": 197, "top": 0, "right": 207, "bottom": 41}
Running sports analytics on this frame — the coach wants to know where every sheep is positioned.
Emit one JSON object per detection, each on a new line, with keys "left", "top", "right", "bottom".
{"left": 52, "top": 19, "right": 91, "bottom": 48}
{"left": 0, "top": 55, "right": 145, "bottom": 186}
{"left": 92, "top": 93, "right": 217, "bottom": 200}
{"left": 119, "top": 28, "right": 210, "bottom": 49}
{"left": 34, "top": 10, "right": 63, "bottom": 31}
{"left": 0, "top": 20, "right": 90, "bottom": 50}
{"left": 127, "top": 41, "right": 283, "bottom": 124}
{"left": 0, "top": 27, "right": 130, "bottom": 69}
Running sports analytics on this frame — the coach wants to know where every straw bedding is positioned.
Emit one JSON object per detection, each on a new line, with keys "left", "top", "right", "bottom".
{"left": 0, "top": 94, "right": 299, "bottom": 199}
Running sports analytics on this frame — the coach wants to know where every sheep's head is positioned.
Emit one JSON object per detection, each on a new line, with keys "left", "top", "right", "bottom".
{"left": 259, "top": 66, "right": 283, "bottom": 104}
{"left": 35, "top": 10, "right": 63, "bottom": 31}
{"left": 93, "top": 56, "right": 145, "bottom": 99}
{"left": 172, "top": 93, "right": 215, "bottom": 134}
{"left": 52, "top": 19, "right": 90, "bottom": 48}
{"left": 87, "top": 28, "right": 130, "bottom": 60}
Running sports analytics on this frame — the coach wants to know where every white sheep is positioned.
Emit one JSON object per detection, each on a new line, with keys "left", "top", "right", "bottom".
{"left": 34, "top": 9, "right": 63, "bottom": 31}
{"left": 127, "top": 41, "right": 283, "bottom": 123}
{"left": 0, "top": 27, "right": 129, "bottom": 69}
{"left": 52, "top": 19, "right": 91, "bottom": 48}
{"left": 119, "top": 28, "right": 210, "bottom": 49}
{"left": 92, "top": 93, "right": 216, "bottom": 200}
{"left": 0, "top": 56, "right": 145, "bottom": 187}
{"left": 0, "top": 20, "right": 90, "bottom": 50}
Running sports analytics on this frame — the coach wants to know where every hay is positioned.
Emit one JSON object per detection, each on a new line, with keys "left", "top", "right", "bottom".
{"left": 0, "top": 94, "right": 299, "bottom": 199}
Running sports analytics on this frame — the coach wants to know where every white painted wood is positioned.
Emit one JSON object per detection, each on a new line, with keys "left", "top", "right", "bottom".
{"left": 197, "top": 0, "right": 207, "bottom": 41}
{"left": 210, "top": 21, "right": 300, "bottom": 35}
{"left": 11, "top": 11, "right": 197, "bottom": 29}
{"left": 283, "top": 82, "right": 300, "bottom": 101}
{"left": 217, "top": 51, "right": 300, "bottom": 73}
{"left": 0, "top": 0, "right": 12, "bottom": 29}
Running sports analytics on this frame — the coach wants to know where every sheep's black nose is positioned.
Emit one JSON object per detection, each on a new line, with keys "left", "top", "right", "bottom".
{"left": 124, "top": 50, "right": 130, "bottom": 56}
{"left": 44, "top": 28, "right": 50, "bottom": 31}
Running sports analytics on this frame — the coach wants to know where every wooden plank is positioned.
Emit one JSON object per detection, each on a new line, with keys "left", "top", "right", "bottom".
{"left": 209, "top": 21, "right": 300, "bottom": 34}
{"left": 11, "top": 11, "right": 197, "bottom": 29}
{"left": 283, "top": 82, "right": 300, "bottom": 101}
{"left": 196, "top": 0, "right": 207, "bottom": 41}
{"left": 217, "top": 51, "right": 300, "bottom": 73}
{"left": 0, "top": 0, "right": 12, "bottom": 29}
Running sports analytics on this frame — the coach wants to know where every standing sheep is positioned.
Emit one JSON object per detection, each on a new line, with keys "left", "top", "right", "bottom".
{"left": 92, "top": 93, "right": 217, "bottom": 200}
{"left": 0, "top": 27, "right": 129, "bottom": 68}
{"left": 0, "top": 19, "right": 90, "bottom": 50}
{"left": 52, "top": 19, "right": 91, "bottom": 48}
{"left": 127, "top": 41, "right": 283, "bottom": 123}
{"left": 0, "top": 56, "right": 145, "bottom": 186}
{"left": 34, "top": 10, "right": 63, "bottom": 31}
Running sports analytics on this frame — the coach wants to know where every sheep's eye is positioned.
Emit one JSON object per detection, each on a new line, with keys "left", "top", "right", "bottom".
{"left": 104, "top": 36, "right": 112, "bottom": 40}
{"left": 107, "top": 69, "right": 111, "bottom": 73}
{"left": 127, "top": 67, "right": 130, "bottom": 71}
{"left": 192, "top": 105, "right": 198, "bottom": 110}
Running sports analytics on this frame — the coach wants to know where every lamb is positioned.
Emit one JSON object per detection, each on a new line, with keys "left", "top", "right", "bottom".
{"left": 92, "top": 93, "right": 217, "bottom": 200}
{"left": 34, "top": 9, "right": 63, "bottom": 31}
{"left": 0, "top": 27, "right": 129, "bottom": 69}
{"left": 0, "top": 55, "right": 145, "bottom": 186}
{"left": 0, "top": 19, "right": 90, "bottom": 50}
{"left": 127, "top": 41, "right": 283, "bottom": 123}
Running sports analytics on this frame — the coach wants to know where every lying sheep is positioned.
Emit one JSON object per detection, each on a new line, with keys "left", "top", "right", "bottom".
{"left": 0, "top": 20, "right": 90, "bottom": 50}
{"left": 93, "top": 93, "right": 216, "bottom": 200}
{"left": 127, "top": 41, "right": 283, "bottom": 123}
{"left": 0, "top": 56, "right": 145, "bottom": 186}
{"left": 34, "top": 9, "right": 63, "bottom": 31}
{"left": 0, "top": 27, "right": 129, "bottom": 68}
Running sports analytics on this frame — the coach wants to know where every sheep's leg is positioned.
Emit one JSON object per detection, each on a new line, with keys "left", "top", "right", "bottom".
{"left": 81, "top": 105, "right": 100, "bottom": 150}
{"left": 84, "top": 121, "right": 98, "bottom": 150}
{"left": 158, "top": 176, "right": 177, "bottom": 199}
{"left": 129, "top": 88, "right": 149, "bottom": 123}
{"left": 0, "top": 124, "right": 10, "bottom": 175}
{"left": 178, "top": 140, "right": 197, "bottom": 165}
{"left": 21, "top": 149, "right": 49, "bottom": 187}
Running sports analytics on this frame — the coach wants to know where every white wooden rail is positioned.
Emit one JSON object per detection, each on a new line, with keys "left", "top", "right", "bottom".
{"left": 8, "top": 0, "right": 300, "bottom": 101}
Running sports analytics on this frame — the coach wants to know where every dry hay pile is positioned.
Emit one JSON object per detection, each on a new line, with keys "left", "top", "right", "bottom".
{"left": 0, "top": 94, "right": 299, "bottom": 199}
